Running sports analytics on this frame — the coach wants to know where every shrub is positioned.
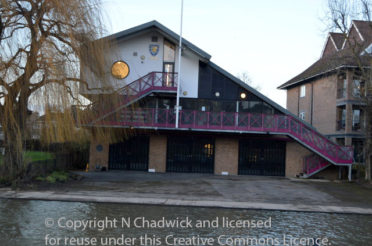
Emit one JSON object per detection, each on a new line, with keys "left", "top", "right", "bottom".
{"left": 34, "top": 171, "right": 69, "bottom": 183}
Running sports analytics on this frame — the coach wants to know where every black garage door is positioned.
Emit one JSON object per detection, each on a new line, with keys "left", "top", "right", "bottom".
{"left": 109, "top": 136, "right": 149, "bottom": 170}
{"left": 167, "top": 136, "right": 214, "bottom": 173}
{"left": 239, "top": 139, "right": 285, "bottom": 176}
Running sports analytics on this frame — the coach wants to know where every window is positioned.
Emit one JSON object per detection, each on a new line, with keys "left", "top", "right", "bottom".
{"left": 111, "top": 61, "right": 129, "bottom": 79}
{"left": 300, "top": 85, "right": 306, "bottom": 97}
{"left": 163, "top": 40, "right": 175, "bottom": 62}
{"left": 299, "top": 111, "right": 305, "bottom": 120}
{"left": 352, "top": 140, "right": 364, "bottom": 163}
{"left": 151, "top": 36, "right": 158, "bottom": 42}
{"left": 337, "top": 73, "right": 347, "bottom": 98}
{"left": 352, "top": 109, "right": 363, "bottom": 130}
{"left": 352, "top": 78, "right": 365, "bottom": 98}
{"left": 336, "top": 107, "right": 346, "bottom": 130}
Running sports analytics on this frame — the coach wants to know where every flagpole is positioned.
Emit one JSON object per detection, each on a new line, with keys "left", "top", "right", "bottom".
{"left": 175, "top": 0, "right": 183, "bottom": 128}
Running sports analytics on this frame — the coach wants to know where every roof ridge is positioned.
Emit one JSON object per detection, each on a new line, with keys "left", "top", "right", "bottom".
{"left": 98, "top": 20, "right": 212, "bottom": 60}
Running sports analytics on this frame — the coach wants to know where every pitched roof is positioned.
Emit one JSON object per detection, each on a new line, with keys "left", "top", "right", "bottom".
{"left": 278, "top": 20, "right": 372, "bottom": 90}
{"left": 100, "top": 20, "right": 211, "bottom": 60}
{"left": 278, "top": 49, "right": 371, "bottom": 89}
{"left": 330, "top": 32, "right": 345, "bottom": 49}
{"left": 353, "top": 20, "right": 372, "bottom": 43}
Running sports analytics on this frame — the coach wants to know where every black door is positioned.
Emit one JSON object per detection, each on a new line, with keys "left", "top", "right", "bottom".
{"left": 109, "top": 136, "right": 149, "bottom": 170}
{"left": 238, "top": 139, "right": 285, "bottom": 176}
{"left": 167, "top": 136, "right": 214, "bottom": 173}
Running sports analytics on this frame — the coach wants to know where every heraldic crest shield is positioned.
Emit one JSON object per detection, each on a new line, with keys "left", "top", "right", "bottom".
{"left": 149, "top": 44, "right": 159, "bottom": 56}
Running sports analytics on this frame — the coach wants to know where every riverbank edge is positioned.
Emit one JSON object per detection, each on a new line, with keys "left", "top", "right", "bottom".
{"left": 0, "top": 189, "right": 372, "bottom": 215}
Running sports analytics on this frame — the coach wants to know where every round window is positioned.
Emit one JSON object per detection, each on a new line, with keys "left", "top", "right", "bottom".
{"left": 96, "top": 144, "right": 103, "bottom": 152}
{"left": 111, "top": 61, "right": 129, "bottom": 79}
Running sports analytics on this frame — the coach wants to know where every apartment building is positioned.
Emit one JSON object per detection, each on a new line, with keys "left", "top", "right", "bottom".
{"left": 278, "top": 20, "right": 372, "bottom": 164}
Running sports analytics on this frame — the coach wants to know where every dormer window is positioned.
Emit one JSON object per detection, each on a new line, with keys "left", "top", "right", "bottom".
{"left": 300, "top": 85, "right": 306, "bottom": 97}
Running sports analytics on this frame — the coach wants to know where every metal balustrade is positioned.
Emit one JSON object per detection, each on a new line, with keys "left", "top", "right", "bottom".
{"left": 97, "top": 108, "right": 353, "bottom": 165}
{"left": 90, "top": 72, "right": 178, "bottom": 123}
{"left": 303, "top": 155, "right": 331, "bottom": 177}
{"left": 118, "top": 72, "right": 177, "bottom": 97}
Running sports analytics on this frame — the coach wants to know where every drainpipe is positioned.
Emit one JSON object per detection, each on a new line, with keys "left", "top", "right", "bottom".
{"left": 311, "top": 82, "right": 314, "bottom": 125}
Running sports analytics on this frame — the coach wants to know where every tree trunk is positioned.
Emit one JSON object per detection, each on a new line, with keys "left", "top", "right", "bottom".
{"left": 365, "top": 101, "right": 372, "bottom": 181}
{"left": 0, "top": 103, "right": 25, "bottom": 181}
{"left": 365, "top": 126, "right": 372, "bottom": 181}
{"left": 1, "top": 126, "right": 24, "bottom": 181}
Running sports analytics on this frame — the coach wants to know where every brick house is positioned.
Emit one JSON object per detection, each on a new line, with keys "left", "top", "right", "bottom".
{"left": 80, "top": 21, "right": 353, "bottom": 179}
{"left": 278, "top": 20, "right": 372, "bottom": 164}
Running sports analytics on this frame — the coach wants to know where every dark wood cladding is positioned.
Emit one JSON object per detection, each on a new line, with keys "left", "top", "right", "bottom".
{"left": 198, "top": 61, "right": 243, "bottom": 100}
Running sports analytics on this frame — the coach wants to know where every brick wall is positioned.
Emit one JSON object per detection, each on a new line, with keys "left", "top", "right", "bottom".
{"left": 286, "top": 87, "right": 299, "bottom": 116}
{"left": 214, "top": 137, "right": 238, "bottom": 175}
{"left": 148, "top": 135, "right": 167, "bottom": 172}
{"left": 312, "top": 75, "right": 337, "bottom": 135}
{"left": 298, "top": 83, "right": 313, "bottom": 124}
{"left": 285, "top": 141, "right": 311, "bottom": 177}
{"left": 313, "top": 165, "right": 339, "bottom": 180}
{"left": 89, "top": 140, "right": 109, "bottom": 171}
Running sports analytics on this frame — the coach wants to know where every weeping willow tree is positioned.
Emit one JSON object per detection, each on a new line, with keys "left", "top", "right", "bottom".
{"left": 0, "top": 0, "right": 113, "bottom": 181}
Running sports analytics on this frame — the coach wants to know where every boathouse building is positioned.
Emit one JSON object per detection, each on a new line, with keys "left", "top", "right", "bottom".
{"left": 80, "top": 21, "right": 353, "bottom": 179}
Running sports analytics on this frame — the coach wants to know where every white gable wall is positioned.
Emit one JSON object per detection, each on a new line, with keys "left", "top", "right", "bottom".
{"left": 81, "top": 30, "right": 200, "bottom": 98}
{"left": 108, "top": 31, "right": 164, "bottom": 89}
{"left": 175, "top": 48, "right": 199, "bottom": 98}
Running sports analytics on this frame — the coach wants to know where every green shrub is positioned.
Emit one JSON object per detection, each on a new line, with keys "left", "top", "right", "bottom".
{"left": 35, "top": 176, "right": 46, "bottom": 182}
{"left": 46, "top": 175, "right": 57, "bottom": 183}
{"left": 52, "top": 171, "right": 68, "bottom": 182}
{"left": 24, "top": 151, "right": 54, "bottom": 162}
{"left": 34, "top": 171, "right": 69, "bottom": 183}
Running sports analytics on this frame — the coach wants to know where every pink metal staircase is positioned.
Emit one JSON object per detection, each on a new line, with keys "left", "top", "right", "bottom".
{"left": 303, "top": 154, "right": 332, "bottom": 178}
{"left": 82, "top": 71, "right": 353, "bottom": 174}
{"left": 90, "top": 72, "right": 177, "bottom": 124}
{"left": 94, "top": 108, "right": 353, "bottom": 168}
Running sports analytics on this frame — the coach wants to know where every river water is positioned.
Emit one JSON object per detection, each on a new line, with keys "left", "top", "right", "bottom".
{"left": 0, "top": 199, "right": 371, "bottom": 246}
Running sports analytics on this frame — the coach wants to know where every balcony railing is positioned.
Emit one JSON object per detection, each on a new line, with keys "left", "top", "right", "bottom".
{"left": 94, "top": 108, "right": 353, "bottom": 164}
{"left": 118, "top": 72, "right": 177, "bottom": 97}
{"left": 336, "top": 120, "right": 364, "bottom": 131}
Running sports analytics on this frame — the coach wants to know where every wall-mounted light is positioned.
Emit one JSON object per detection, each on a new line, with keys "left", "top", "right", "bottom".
{"left": 215, "top": 91, "right": 220, "bottom": 97}
{"left": 240, "top": 92, "right": 247, "bottom": 99}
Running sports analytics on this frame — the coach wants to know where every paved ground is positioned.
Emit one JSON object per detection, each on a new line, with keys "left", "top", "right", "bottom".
{"left": 1, "top": 171, "right": 372, "bottom": 214}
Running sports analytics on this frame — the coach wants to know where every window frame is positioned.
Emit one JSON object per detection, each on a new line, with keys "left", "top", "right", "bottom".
{"left": 300, "top": 85, "right": 306, "bottom": 98}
